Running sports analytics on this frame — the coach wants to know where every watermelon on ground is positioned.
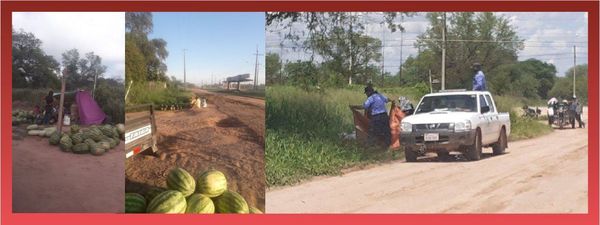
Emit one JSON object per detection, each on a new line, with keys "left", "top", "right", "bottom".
{"left": 212, "top": 190, "right": 249, "bottom": 214}
{"left": 166, "top": 168, "right": 196, "bottom": 197}
{"left": 146, "top": 190, "right": 187, "bottom": 213}
{"left": 196, "top": 170, "right": 227, "bottom": 197}
{"left": 185, "top": 194, "right": 215, "bottom": 214}
{"left": 125, "top": 193, "right": 147, "bottom": 213}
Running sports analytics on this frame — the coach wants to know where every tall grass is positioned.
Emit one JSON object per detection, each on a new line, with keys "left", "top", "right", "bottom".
{"left": 266, "top": 86, "right": 409, "bottom": 186}
{"left": 127, "top": 83, "right": 193, "bottom": 107}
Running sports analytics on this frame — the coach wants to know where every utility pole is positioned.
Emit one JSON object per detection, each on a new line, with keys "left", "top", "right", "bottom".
{"left": 183, "top": 49, "right": 187, "bottom": 89}
{"left": 381, "top": 26, "right": 385, "bottom": 87}
{"left": 441, "top": 12, "right": 447, "bottom": 90}
{"left": 399, "top": 14, "right": 404, "bottom": 86}
{"left": 573, "top": 45, "right": 576, "bottom": 97}
{"left": 57, "top": 68, "right": 67, "bottom": 133}
{"left": 253, "top": 45, "right": 263, "bottom": 90}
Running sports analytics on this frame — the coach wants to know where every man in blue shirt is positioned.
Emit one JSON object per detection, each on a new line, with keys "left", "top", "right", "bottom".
{"left": 472, "top": 63, "right": 486, "bottom": 91}
{"left": 352, "top": 85, "right": 391, "bottom": 147}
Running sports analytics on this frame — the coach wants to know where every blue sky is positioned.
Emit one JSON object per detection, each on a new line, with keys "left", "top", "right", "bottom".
{"left": 267, "top": 12, "right": 588, "bottom": 77}
{"left": 150, "top": 12, "right": 265, "bottom": 85}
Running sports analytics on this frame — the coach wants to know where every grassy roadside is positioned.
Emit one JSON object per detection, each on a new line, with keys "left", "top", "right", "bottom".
{"left": 266, "top": 86, "right": 553, "bottom": 187}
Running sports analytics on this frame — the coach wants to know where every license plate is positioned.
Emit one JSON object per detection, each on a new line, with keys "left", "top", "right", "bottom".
{"left": 424, "top": 133, "right": 439, "bottom": 141}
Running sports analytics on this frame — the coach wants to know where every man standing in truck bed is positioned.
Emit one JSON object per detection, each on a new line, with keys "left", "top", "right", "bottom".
{"left": 472, "top": 63, "right": 487, "bottom": 91}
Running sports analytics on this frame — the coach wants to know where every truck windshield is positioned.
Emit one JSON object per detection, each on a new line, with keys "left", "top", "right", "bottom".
{"left": 415, "top": 94, "right": 478, "bottom": 114}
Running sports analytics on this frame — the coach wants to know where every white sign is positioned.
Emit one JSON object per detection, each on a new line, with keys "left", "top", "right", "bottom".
{"left": 424, "top": 133, "right": 439, "bottom": 142}
{"left": 125, "top": 124, "right": 152, "bottom": 144}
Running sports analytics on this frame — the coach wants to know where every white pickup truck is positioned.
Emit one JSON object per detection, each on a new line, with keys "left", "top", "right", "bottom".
{"left": 400, "top": 90, "right": 510, "bottom": 161}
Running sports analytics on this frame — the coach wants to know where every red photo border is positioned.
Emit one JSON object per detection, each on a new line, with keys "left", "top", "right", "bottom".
{"left": 1, "top": 1, "right": 598, "bottom": 225}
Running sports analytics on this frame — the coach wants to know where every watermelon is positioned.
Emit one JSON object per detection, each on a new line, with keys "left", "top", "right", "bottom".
{"left": 72, "top": 143, "right": 90, "bottom": 154}
{"left": 166, "top": 168, "right": 196, "bottom": 197}
{"left": 249, "top": 206, "right": 263, "bottom": 214}
{"left": 71, "top": 133, "right": 84, "bottom": 144}
{"left": 89, "top": 128, "right": 104, "bottom": 141}
{"left": 145, "top": 187, "right": 167, "bottom": 203}
{"left": 26, "top": 124, "right": 39, "bottom": 130}
{"left": 185, "top": 194, "right": 215, "bottom": 214}
{"left": 59, "top": 135, "right": 73, "bottom": 152}
{"left": 49, "top": 132, "right": 61, "bottom": 145}
{"left": 100, "top": 125, "right": 114, "bottom": 137}
{"left": 70, "top": 124, "right": 80, "bottom": 134}
{"left": 146, "top": 190, "right": 187, "bottom": 213}
{"left": 196, "top": 170, "right": 227, "bottom": 197}
{"left": 125, "top": 193, "right": 147, "bottom": 213}
{"left": 28, "top": 130, "right": 43, "bottom": 136}
{"left": 116, "top": 123, "right": 125, "bottom": 135}
{"left": 84, "top": 138, "right": 96, "bottom": 147}
{"left": 43, "top": 127, "right": 57, "bottom": 137}
{"left": 90, "top": 144, "right": 105, "bottom": 156}
{"left": 98, "top": 141, "right": 111, "bottom": 150}
{"left": 212, "top": 190, "right": 249, "bottom": 214}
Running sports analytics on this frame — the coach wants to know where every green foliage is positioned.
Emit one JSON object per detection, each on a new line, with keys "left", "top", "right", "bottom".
{"left": 265, "top": 53, "right": 282, "bottom": 85}
{"left": 405, "top": 12, "right": 522, "bottom": 89}
{"left": 12, "top": 29, "right": 60, "bottom": 89}
{"left": 548, "top": 64, "right": 588, "bottom": 104}
{"left": 127, "top": 81, "right": 193, "bottom": 106}
{"left": 94, "top": 78, "right": 125, "bottom": 123}
{"left": 509, "top": 116, "right": 553, "bottom": 141}
{"left": 125, "top": 12, "right": 169, "bottom": 83}
{"left": 61, "top": 49, "right": 108, "bottom": 89}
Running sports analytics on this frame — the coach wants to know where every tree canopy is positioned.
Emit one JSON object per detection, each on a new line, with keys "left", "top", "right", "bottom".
{"left": 12, "top": 29, "right": 60, "bottom": 89}
{"left": 125, "top": 12, "right": 169, "bottom": 83}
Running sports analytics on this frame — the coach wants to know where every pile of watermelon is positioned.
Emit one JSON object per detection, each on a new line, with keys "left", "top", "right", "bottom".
{"left": 37, "top": 123, "right": 126, "bottom": 156}
{"left": 126, "top": 168, "right": 262, "bottom": 214}
{"left": 12, "top": 110, "right": 35, "bottom": 125}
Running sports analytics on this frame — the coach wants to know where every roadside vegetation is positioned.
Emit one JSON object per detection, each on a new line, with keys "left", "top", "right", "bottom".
{"left": 265, "top": 12, "right": 586, "bottom": 187}
{"left": 12, "top": 29, "right": 124, "bottom": 123}
{"left": 125, "top": 12, "right": 192, "bottom": 107}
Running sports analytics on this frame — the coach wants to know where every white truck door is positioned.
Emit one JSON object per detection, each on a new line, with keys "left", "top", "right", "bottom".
{"left": 484, "top": 94, "right": 501, "bottom": 142}
{"left": 478, "top": 94, "right": 494, "bottom": 144}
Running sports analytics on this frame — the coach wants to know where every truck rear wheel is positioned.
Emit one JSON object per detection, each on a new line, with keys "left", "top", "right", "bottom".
{"left": 404, "top": 148, "right": 417, "bottom": 162}
{"left": 492, "top": 128, "right": 507, "bottom": 155}
{"left": 466, "top": 129, "right": 482, "bottom": 161}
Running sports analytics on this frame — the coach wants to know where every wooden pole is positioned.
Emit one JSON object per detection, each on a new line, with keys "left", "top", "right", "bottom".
{"left": 56, "top": 69, "right": 67, "bottom": 133}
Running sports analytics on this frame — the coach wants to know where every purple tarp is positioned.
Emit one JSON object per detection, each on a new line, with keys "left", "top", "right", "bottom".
{"left": 75, "top": 91, "right": 106, "bottom": 125}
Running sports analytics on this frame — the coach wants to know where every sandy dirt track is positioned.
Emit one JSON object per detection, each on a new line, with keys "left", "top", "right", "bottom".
{"left": 126, "top": 89, "right": 265, "bottom": 211}
{"left": 267, "top": 111, "right": 588, "bottom": 213}
{"left": 12, "top": 131, "right": 124, "bottom": 212}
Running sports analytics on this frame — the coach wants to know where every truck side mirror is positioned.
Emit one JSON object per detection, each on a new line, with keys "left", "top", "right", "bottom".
{"left": 481, "top": 106, "right": 490, "bottom": 114}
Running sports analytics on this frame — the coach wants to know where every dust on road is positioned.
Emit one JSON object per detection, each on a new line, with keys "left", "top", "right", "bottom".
{"left": 125, "top": 89, "right": 265, "bottom": 211}
{"left": 266, "top": 110, "right": 589, "bottom": 213}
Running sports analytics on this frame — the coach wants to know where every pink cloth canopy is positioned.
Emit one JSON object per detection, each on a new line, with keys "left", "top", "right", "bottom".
{"left": 75, "top": 91, "right": 106, "bottom": 125}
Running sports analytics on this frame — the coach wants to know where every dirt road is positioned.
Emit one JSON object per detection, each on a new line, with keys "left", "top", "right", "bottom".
{"left": 125, "top": 89, "right": 265, "bottom": 211}
{"left": 12, "top": 130, "right": 124, "bottom": 212}
{"left": 267, "top": 112, "right": 588, "bottom": 213}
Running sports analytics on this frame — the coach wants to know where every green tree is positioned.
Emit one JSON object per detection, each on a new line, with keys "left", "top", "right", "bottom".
{"left": 125, "top": 12, "right": 169, "bottom": 82}
{"left": 266, "top": 53, "right": 282, "bottom": 85}
{"left": 548, "top": 64, "right": 588, "bottom": 103}
{"left": 61, "top": 49, "right": 107, "bottom": 90}
{"left": 12, "top": 29, "right": 60, "bottom": 88}
{"left": 284, "top": 60, "right": 318, "bottom": 90}
{"left": 267, "top": 12, "right": 412, "bottom": 87}
{"left": 406, "top": 12, "right": 523, "bottom": 89}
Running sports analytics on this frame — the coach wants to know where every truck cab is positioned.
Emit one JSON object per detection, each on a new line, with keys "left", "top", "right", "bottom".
{"left": 400, "top": 90, "right": 511, "bottom": 161}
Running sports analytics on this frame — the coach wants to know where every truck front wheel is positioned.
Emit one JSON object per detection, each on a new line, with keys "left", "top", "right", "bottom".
{"left": 466, "top": 129, "right": 482, "bottom": 161}
{"left": 404, "top": 147, "right": 418, "bottom": 162}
